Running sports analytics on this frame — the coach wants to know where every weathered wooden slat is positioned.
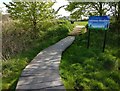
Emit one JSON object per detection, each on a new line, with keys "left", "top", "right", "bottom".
{"left": 16, "top": 36, "right": 75, "bottom": 90}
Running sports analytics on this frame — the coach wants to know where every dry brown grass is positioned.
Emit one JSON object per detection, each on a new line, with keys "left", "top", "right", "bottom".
{"left": 2, "top": 20, "right": 35, "bottom": 60}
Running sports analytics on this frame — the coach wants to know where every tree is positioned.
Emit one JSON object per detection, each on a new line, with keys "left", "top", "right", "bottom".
{"left": 115, "top": 1, "right": 120, "bottom": 23}
{"left": 3, "top": 2, "right": 54, "bottom": 33}
{"left": 118, "top": 1, "right": 120, "bottom": 23}
{"left": 65, "top": 2, "right": 111, "bottom": 19}
{"left": 109, "top": 2, "right": 120, "bottom": 22}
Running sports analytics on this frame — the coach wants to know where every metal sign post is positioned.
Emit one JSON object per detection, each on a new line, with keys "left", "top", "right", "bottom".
{"left": 87, "top": 16, "right": 110, "bottom": 52}
{"left": 87, "top": 29, "right": 90, "bottom": 49}
{"left": 103, "top": 30, "right": 107, "bottom": 52}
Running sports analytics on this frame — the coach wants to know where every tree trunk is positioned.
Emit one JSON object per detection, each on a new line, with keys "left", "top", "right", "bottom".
{"left": 32, "top": 2, "right": 37, "bottom": 35}
{"left": 118, "top": 1, "right": 120, "bottom": 23}
{"left": 33, "top": 20, "right": 37, "bottom": 32}
{"left": 117, "top": 1, "right": 120, "bottom": 47}
{"left": 99, "top": 2, "right": 103, "bottom": 16}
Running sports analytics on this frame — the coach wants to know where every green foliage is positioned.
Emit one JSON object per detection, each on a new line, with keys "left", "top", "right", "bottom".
{"left": 2, "top": 18, "right": 70, "bottom": 90}
{"left": 4, "top": 2, "right": 54, "bottom": 20}
{"left": 2, "top": 57, "right": 28, "bottom": 90}
{"left": 104, "top": 78, "right": 119, "bottom": 90}
{"left": 110, "top": 71, "right": 120, "bottom": 84}
{"left": 2, "top": 1, "right": 72, "bottom": 90}
{"left": 59, "top": 20, "right": 73, "bottom": 32}
{"left": 109, "top": 2, "right": 120, "bottom": 23}
{"left": 3, "top": 2, "right": 54, "bottom": 32}
{"left": 90, "top": 80, "right": 106, "bottom": 90}
{"left": 66, "top": 2, "right": 111, "bottom": 19}
{"left": 2, "top": 18, "right": 71, "bottom": 59}
{"left": 74, "top": 21, "right": 88, "bottom": 26}
{"left": 102, "top": 55, "right": 117, "bottom": 70}
{"left": 60, "top": 23, "right": 120, "bottom": 90}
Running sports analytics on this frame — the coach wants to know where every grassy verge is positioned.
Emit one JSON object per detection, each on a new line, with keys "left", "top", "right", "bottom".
{"left": 60, "top": 22, "right": 120, "bottom": 90}
{"left": 74, "top": 21, "right": 88, "bottom": 26}
{"left": 2, "top": 23, "right": 69, "bottom": 91}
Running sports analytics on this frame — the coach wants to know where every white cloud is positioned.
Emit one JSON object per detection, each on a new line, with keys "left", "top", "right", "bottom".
{"left": 52, "top": 0, "right": 70, "bottom": 16}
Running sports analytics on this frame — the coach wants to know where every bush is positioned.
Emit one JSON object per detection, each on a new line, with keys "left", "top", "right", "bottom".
{"left": 90, "top": 80, "right": 106, "bottom": 90}
{"left": 102, "top": 54, "right": 117, "bottom": 70}
{"left": 2, "top": 20, "right": 34, "bottom": 60}
{"left": 57, "top": 19, "right": 73, "bottom": 32}
{"left": 110, "top": 71, "right": 120, "bottom": 84}
{"left": 104, "top": 78, "right": 119, "bottom": 90}
{"left": 109, "top": 22, "right": 120, "bottom": 33}
{"left": 2, "top": 18, "right": 71, "bottom": 90}
{"left": 103, "top": 59, "right": 116, "bottom": 70}
{"left": 2, "top": 19, "right": 71, "bottom": 60}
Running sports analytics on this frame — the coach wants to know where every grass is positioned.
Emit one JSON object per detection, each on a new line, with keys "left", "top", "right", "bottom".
{"left": 60, "top": 22, "right": 120, "bottom": 90}
{"left": 74, "top": 21, "right": 88, "bottom": 26}
{"left": 2, "top": 23, "right": 69, "bottom": 91}
{"left": 2, "top": 20, "right": 120, "bottom": 90}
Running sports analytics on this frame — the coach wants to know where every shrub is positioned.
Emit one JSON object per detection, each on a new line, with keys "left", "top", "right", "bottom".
{"left": 98, "top": 54, "right": 117, "bottom": 70}
{"left": 104, "top": 78, "right": 119, "bottom": 90}
{"left": 2, "top": 19, "right": 70, "bottom": 60}
{"left": 110, "top": 71, "right": 120, "bottom": 84}
{"left": 90, "top": 80, "right": 106, "bottom": 90}
{"left": 103, "top": 59, "right": 116, "bottom": 70}
{"left": 2, "top": 19, "right": 70, "bottom": 90}
{"left": 2, "top": 20, "right": 34, "bottom": 60}
{"left": 109, "top": 22, "right": 120, "bottom": 32}
{"left": 102, "top": 55, "right": 117, "bottom": 70}
{"left": 57, "top": 19, "right": 73, "bottom": 32}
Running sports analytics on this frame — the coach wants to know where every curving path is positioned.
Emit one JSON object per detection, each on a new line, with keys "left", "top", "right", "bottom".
{"left": 16, "top": 36, "right": 75, "bottom": 91}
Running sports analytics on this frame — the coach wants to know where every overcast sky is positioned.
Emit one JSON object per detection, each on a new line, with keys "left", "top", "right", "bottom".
{"left": 0, "top": 0, "right": 70, "bottom": 16}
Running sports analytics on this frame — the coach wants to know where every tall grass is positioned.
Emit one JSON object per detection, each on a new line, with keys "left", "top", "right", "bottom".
{"left": 2, "top": 19, "right": 70, "bottom": 90}
{"left": 60, "top": 22, "right": 120, "bottom": 90}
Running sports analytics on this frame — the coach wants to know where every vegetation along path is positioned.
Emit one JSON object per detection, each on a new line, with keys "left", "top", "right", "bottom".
{"left": 16, "top": 36, "right": 75, "bottom": 90}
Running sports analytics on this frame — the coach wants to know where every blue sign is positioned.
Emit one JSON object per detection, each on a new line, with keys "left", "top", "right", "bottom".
{"left": 88, "top": 16, "right": 110, "bottom": 30}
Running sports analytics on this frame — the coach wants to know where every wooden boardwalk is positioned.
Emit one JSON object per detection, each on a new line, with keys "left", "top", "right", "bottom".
{"left": 16, "top": 36, "right": 75, "bottom": 91}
